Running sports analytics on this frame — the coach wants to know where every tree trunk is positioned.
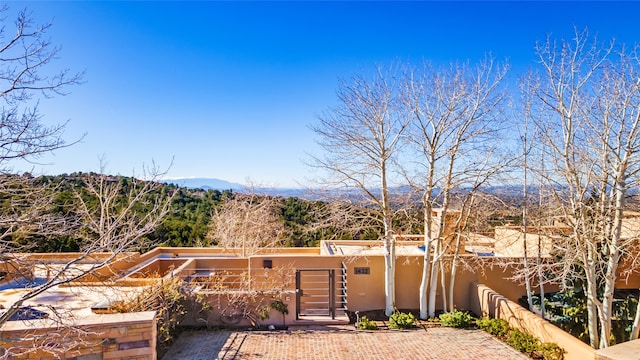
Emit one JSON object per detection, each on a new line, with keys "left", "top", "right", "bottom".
{"left": 427, "top": 246, "right": 440, "bottom": 318}
{"left": 448, "top": 233, "right": 462, "bottom": 311}
{"left": 631, "top": 295, "right": 640, "bottom": 340}
{"left": 537, "top": 252, "right": 545, "bottom": 319}
{"left": 597, "top": 178, "right": 625, "bottom": 348}
{"left": 585, "top": 250, "right": 600, "bottom": 348}
{"left": 419, "top": 206, "right": 432, "bottom": 319}
{"left": 522, "top": 128, "right": 534, "bottom": 311}
{"left": 418, "top": 239, "right": 431, "bottom": 319}
{"left": 383, "top": 235, "right": 396, "bottom": 316}
{"left": 440, "top": 258, "right": 447, "bottom": 312}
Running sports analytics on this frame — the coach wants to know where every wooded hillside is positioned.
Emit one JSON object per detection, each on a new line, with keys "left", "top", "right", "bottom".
{"left": 5, "top": 173, "right": 388, "bottom": 252}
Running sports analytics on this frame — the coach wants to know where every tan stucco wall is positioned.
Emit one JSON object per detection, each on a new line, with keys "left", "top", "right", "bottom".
{"left": 494, "top": 227, "right": 552, "bottom": 257}
{"left": 248, "top": 254, "right": 344, "bottom": 273}
{"left": 394, "top": 256, "right": 423, "bottom": 309}
{"left": 595, "top": 339, "right": 640, "bottom": 360}
{"left": 343, "top": 255, "right": 568, "bottom": 314}
{"left": 152, "top": 246, "right": 321, "bottom": 257}
{"left": 471, "top": 283, "right": 594, "bottom": 360}
{"left": 331, "top": 255, "right": 538, "bottom": 313}
{"left": 72, "top": 252, "right": 141, "bottom": 283}
{"left": 346, "top": 256, "right": 387, "bottom": 311}
{"left": 128, "top": 258, "right": 188, "bottom": 278}
{"left": 621, "top": 217, "right": 640, "bottom": 239}
{"left": 0, "top": 258, "right": 25, "bottom": 283}
{"left": 179, "top": 289, "right": 298, "bottom": 327}
{"left": 20, "top": 252, "right": 125, "bottom": 263}
{"left": 194, "top": 257, "right": 248, "bottom": 269}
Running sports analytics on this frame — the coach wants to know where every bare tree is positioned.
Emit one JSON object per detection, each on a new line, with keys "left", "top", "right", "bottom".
{"left": 303, "top": 199, "right": 384, "bottom": 241}
{"left": 402, "top": 57, "right": 509, "bottom": 318}
{"left": 0, "top": 7, "right": 83, "bottom": 170}
{"left": 632, "top": 293, "right": 640, "bottom": 340}
{"left": 0, "top": 173, "right": 70, "bottom": 253}
{"left": 518, "top": 90, "right": 538, "bottom": 314}
{"left": 0, "top": 4, "right": 84, "bottom": 268}
{"left": 526, "top": 29, "right": 640, "bottom": 348}
{"left": 310, "top": 65, "right": 410, "bottom": 316}
{"left": 0, "top": 164, "right": 174, "bottom": 327}
{"left": 207, "top": 188, "right": 287, "bottom": 257}
{"left": 0, "top": 5, "right": 90, "bottom": 331}
{"left": 73, "top": 163, "right": 175, "bottom": 253}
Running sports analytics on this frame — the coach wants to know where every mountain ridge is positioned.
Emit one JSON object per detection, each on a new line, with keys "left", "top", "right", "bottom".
{"left": 160, "top": 177, "right": 244, "bottom": 190}
{"left": 160, "top": 177, "right": 310, "bottom": 198}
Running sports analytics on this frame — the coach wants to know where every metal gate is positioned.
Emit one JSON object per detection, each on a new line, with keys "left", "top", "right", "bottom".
{"left": 295, "top": 268, "right": 347, "bottom": 320}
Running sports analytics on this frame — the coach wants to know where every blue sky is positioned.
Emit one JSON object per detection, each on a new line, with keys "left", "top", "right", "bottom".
{"left": 7, "top": 1, "right": 640, "bottom": 187}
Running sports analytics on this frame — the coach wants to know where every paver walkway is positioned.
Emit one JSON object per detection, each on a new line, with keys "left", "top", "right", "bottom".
{"left": 162, "top": 325, "right": 530, "bottom": 359}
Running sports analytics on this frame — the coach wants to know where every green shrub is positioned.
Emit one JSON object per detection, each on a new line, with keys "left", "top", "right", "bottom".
{"left": 270, "top": 299, "right": 289, "bottom": 315}
{"left": 439, "top": 310, "right": 474, "bottom": 328}
{"left": 389, "top": 311, "right": 415, "bottom": 329}
{"left": 257, "top": 305, "right": 271, "bottom": 320}
{"left": 537, "top": 343, "right": 566, "bottom": 360}
{"left": 506, "top": 328, "right": 541, "bottom": 356}
{"left": 476, "top": 317, "right": 565, "bottom": 360}
{"left": 476, "top": 317, "right": 510, "bottom": 338}
{"left": 357, "top": 315, "right": 378, "bottom": 330}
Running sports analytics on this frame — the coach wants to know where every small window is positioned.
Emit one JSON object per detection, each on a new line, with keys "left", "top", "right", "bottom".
{"left": 263, "top": 259, "right": 273, "bottom": 269}
{"left": 119, "top": 340, "right": 150, "bottom": 350}
{"left": 354, "top": 267, "right": 370, "bottom": 275}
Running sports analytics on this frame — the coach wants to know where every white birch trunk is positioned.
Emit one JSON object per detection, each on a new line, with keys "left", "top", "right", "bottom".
{"left": 597, "top": 179, "right": 625, "bottom": 348}
{"left": 382, "top": 159, "right": 396, "bottom": 317}
{"left": 427, "top": 251, "right": 439, "bottom": 318}
{"left": 585, "top": 247, "right": 600, "bottom": 348}
{"left": 448, "top": 233, "right": 462, "bottom": 311}
{"left": 384, "top": 233, "right": 396, "bottom": 316}
{"left": 536, "top": 249, "right": 545, "bottom": 319}
{"left": 419, "top": 205, "right": 432, "bottom": 319}
{"left": 631, "top": 297, "right": 640, "bottom": 340}
{"left": 440, "top": 258, "right": 447, "bottom": 312}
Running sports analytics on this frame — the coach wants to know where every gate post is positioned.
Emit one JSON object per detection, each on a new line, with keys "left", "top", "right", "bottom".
{"left": 329, "top": 269, "right": 335, "bottom": 319}
{"left": 295, "top": 270, "right": 301, "bottom": 320}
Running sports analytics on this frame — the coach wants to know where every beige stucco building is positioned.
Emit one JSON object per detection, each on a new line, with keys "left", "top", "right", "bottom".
{"left": 1, "top": 235, "right": 639, "bottom": 359}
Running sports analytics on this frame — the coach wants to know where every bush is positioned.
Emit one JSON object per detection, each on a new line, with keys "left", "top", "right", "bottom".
{"left": 439, "top": 310, "right": 474, "bottom": 328}
{"left": 476, "top": 317, "right": 510, "bottom": 338}
{"left": 357, "top": 315, "right": 378, "bottom": 330}
{"left": 476, "top": 317, "right": 565, "bottom": 360}
{"left": 389, "top": 311, "right": 415, "bottom": 329}
{"left": 506, "top": 328, "right": 540, "bottom": 355}
{"left": 270, "top": 299, "right": 289, "bottom": 315}
{"left": 537, "top": 343, "right": 565, "bottom": 360}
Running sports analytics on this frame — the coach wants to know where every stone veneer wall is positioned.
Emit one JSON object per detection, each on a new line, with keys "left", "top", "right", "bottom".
{"left": 0, "top": 311, "right": 156, "bottom": 360}
{"left": 470, "top": 283, "right": 595, "bottom": 360}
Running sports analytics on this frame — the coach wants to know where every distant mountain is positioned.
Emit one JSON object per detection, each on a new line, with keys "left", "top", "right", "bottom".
{"left": 160, "top": 178, "right": 312, "bottom": 198}
{"left": 161, "top": 178, "right": 243, "bottom": 190}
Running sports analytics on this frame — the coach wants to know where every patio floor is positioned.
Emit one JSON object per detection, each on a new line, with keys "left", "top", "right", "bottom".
{"left": 162, "top": 324, "right": 530, "bottom": 359}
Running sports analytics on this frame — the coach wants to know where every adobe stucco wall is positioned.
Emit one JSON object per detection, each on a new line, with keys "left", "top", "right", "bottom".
{"left": 0, "top": 311, "right": 156, "bottom": 360}
{"left": 72, "top": 253, "right": 142, "bottom": 283}
{"left": 0, "top": 258, "right": 25, "bottom": 283}
{"left": 595, "top": 339, "right": 640, "bottom": 360}
{"left": 471, "top": 283, "right": 594, "bottom": 360}
{"left": 494, "top": 227, "right": 552, "bottom": 257}
{"left": 340, "top": 255, "right": 559, "bottom": 313}
{"left": 179, "top": 254, "right": 341, "bottom": 327}
{"left": 343, "top": 255, "right": 482, "bottom": 312}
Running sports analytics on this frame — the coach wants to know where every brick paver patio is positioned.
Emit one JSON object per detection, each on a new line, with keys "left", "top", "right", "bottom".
{"left": 162, "top": 324, "right": 530, "bottom": 359}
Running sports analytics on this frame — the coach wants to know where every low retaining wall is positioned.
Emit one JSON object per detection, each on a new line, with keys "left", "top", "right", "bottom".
{"left": 595, "top": 339, "right": 640, "bottom": 360}
{"left": 470, "top": 282, "right": 594, "bottom": 360}
{"left": 179, "top": 290, "right": 297, "bottom": 327}
{"left": 0, "top": 311, "right": 156, "bottom": 359}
